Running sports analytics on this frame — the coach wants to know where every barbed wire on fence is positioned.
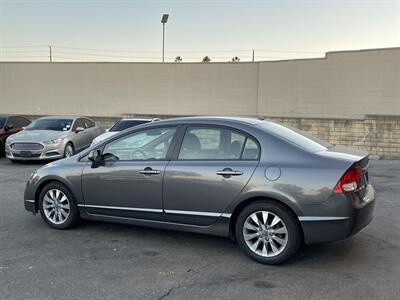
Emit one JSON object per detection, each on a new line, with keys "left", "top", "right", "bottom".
{"left": 0, "top": 45, "right": 325, "bottom": 62}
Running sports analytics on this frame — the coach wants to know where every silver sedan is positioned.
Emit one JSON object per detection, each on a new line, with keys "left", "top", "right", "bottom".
{"left": 6, "top": 116, "right": 102, "bottom": 161}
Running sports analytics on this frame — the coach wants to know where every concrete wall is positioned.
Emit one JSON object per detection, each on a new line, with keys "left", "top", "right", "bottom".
{"left": 269, "top": 115, "right": 400, "bottom": 160}
{"left": 1, "top": 47, "right": 399, "bottom": 119}
{"left": 1, "top": 47, "right": 399, "bottom": 158}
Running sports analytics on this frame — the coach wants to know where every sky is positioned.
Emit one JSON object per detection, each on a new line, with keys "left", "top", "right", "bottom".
{"left": 0, "top": 0, "right": 399, "bottom": 62}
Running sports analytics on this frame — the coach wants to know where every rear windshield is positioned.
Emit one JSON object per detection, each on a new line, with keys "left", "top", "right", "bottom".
{"left": 0, "top": 117, "right": 5, "bottom": 129}
{"left": 258, "top": 121, "right": 331, "bottom": 152}
{"left": 110, "top": 120, "right": 150, "bottom": 132}
{"left": 25, "top": 119, "right": 73, "bottom": 131}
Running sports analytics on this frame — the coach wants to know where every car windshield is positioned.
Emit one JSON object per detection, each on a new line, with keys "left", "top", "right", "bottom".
{"left": 258, "top": 121, "right": 332, "bottom": 152}
{"left": 25, "top": 118, "right": 73, "bottom": 131}
{"left": 0, "top": 117, "right": 5, "bottom": 129}
{"left": 110, "top": 120, "right": 150, "bottom": 132}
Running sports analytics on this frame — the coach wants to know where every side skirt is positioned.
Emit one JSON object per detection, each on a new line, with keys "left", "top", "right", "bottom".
{"left": 78, "top": 208, "right": 231, "bottom": 237}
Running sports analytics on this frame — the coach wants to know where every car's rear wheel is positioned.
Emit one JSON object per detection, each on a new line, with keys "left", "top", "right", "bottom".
{"left": 38, "top": 182, "right": 80, "bottom": 229}
{"left": 235, "top": 201, "right": 301, "bottom": 264}
{"left": 64, "top": 143, "right": 74, "bottom": 158}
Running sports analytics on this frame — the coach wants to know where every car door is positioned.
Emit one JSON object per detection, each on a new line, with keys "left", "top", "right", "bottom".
{"left": 83, "top": 118, "right": 99, "bottom": 145}
{"left": 163, "top": 125, "right": 260, "bottom": 226}
{"left": 81, "top": 126, "right": 178, "bottom": 221}
{"left": 71, "top": 118, "right": 88, "bottom": 151}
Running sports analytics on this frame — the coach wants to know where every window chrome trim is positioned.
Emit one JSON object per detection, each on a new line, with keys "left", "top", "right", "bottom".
{"left": 298, "top": 216, "right": 350, "bottom": 221}
{"left": 77, "top": 204, "right": 162, "bottom": 213}
{"left": 165, "top": 209, "right": 231, "bottom": 218}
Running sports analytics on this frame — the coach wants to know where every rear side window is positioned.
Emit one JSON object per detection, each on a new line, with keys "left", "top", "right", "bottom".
{"left": 178, "top": 127, "right": 259, "bottom": 160}
{"left": 242, "top": 138, "right": 260, "bottom": 160}
{"left": 72, "top": 119, "right": 85, "bottom": 131}
{"left": 84, "top": 119, "right": 95, "bottom": 128}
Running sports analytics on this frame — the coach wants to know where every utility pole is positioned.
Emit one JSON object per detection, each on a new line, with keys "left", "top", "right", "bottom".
{"left": 162, "top": 23, "right": 165, "bottom": 63}
{"left": 252, "top": 49, "right": 255, "bottom": 62}
{"left": 49, "top": 45, "right": 52, "bottom": 62}
{"left": 161, "top": 14, "right": 169, "bottom": 63}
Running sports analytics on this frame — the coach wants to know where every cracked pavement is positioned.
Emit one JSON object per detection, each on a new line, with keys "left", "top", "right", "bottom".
{"left": 0, "top": 158, "right": 399, "bottom": 299}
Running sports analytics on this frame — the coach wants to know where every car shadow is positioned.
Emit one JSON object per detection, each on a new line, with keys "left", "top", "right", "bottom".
{"left": 0, "top": 157, "right": 53, "bottom": 166}
{"left": 75, "top": 219, "right": 358, "bottom": 266}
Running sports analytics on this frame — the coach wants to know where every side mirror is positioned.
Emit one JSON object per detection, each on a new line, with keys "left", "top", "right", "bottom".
{"left": 88, "top": 149, "right": 102, "bottom": 162}
{"left": 105, "top": 128, "right": 110, "bottom": 132}
{"left": 4, "top": 124, "right": 13, "bottom": 131}
{"left": 75, "top": 127, "right": 85, "bottom": 133}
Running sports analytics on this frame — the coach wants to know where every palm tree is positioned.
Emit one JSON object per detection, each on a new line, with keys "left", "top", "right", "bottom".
{"left": 202, "top": 56, "right": 211, "bottom": 63}
{"left": 175, "top": 56, "right": 182, "bottom": 62}
{"left": 231, "top": 56, "right": 240, "bottom": 62}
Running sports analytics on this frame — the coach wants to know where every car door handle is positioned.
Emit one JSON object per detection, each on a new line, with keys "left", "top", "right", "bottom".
{"left": 216, "top": 169, "right": 243, "bottom": 176}
{"left": 140, "top": 168, "right": 161, "bottom": 175}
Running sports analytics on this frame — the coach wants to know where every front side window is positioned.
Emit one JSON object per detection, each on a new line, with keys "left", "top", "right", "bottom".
{"left": 7, "top": 116, "right": 31, "bottom": 129}
{"left": 25, "top": 118, "right": 73, "bottom": 131}
{"left": 102, "top": 127, "right": 176, "bottom": 161}
{"left": 178, "top": 127, "right": 259, "bottom": 160}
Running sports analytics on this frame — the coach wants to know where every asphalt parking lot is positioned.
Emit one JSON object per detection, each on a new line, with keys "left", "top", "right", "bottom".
{"left": 0, "top": 158, "right": 399, "bottom": 300}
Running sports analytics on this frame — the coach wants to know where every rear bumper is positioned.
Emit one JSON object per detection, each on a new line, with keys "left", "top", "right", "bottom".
{"left": 300, "top": 184, "right": 376, "bottom": 244}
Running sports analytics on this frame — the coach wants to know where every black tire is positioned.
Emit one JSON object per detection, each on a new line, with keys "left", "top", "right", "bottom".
{"left": 0, "top": 143, "right": 5, "bottom": 157}
{"left": 235, "top": 201, "right": 301, "bottom": 265}
{"left": 63, "top": 143, "right": 74, "bottom": 158}
{"left": 38, "top": 182, "right": 80, "bottom": 229}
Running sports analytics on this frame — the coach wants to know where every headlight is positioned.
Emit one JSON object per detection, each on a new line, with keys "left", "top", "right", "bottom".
{"left": 43, "top": 138, "right": 64, "bottom": 145}
{"left": 6, "top": 135, "right": 15, "bottom": 144}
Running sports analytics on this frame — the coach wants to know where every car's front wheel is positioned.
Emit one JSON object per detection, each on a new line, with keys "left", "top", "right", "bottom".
{"left": 63, "top": 143, "right": 74, "bottom": 158}
{"left": 235, "top": 201, "right": 301, "bottom": 264}
{"left": 38, "top": 182, "right": 80, "bottom": 229}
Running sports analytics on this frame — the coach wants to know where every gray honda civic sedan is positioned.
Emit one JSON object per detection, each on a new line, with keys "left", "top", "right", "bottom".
{"left": 24, "top": 117, "right": 376, "bottom": 264}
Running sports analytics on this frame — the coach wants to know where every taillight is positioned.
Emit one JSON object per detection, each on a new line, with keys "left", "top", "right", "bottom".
{"left": 333, "top": 166, "right": 362, "bottom": 193}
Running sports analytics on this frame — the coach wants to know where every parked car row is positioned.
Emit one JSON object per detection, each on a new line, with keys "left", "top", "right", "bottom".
{"left": 0, "top": 115, "right": 159, "bottom": 161}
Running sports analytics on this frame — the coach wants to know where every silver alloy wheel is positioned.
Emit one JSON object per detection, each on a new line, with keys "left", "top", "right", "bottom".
{"left": 43, "top": 189, "right": 70, "bottom": 225}
{"left": 64, "top": 144, "right": 74, "bottom": 158}
{"left": 242, "top": 211, "right": 288, "bottom": 257}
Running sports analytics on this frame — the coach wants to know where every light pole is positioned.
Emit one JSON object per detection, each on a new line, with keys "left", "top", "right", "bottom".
{"left": 161, "top": 14, "right": 169, "bottom": 63}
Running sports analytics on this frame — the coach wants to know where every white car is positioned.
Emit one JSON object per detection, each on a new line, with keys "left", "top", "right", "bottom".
{"left": 91, "top": 118, "right": 160, "bottom": 146}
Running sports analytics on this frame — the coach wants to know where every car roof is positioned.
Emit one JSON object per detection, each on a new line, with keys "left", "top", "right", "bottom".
{"left": 0, "top": 115, "right": 29, "bottom": 119}
{"left": 36, "top": 116, "right": 91, "bottom": 120}
{"left": 153, "top": 116, "right": 265, "bottom": 126}
{"left": 119, "top": 118, "right": 154, "bottom": 121}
